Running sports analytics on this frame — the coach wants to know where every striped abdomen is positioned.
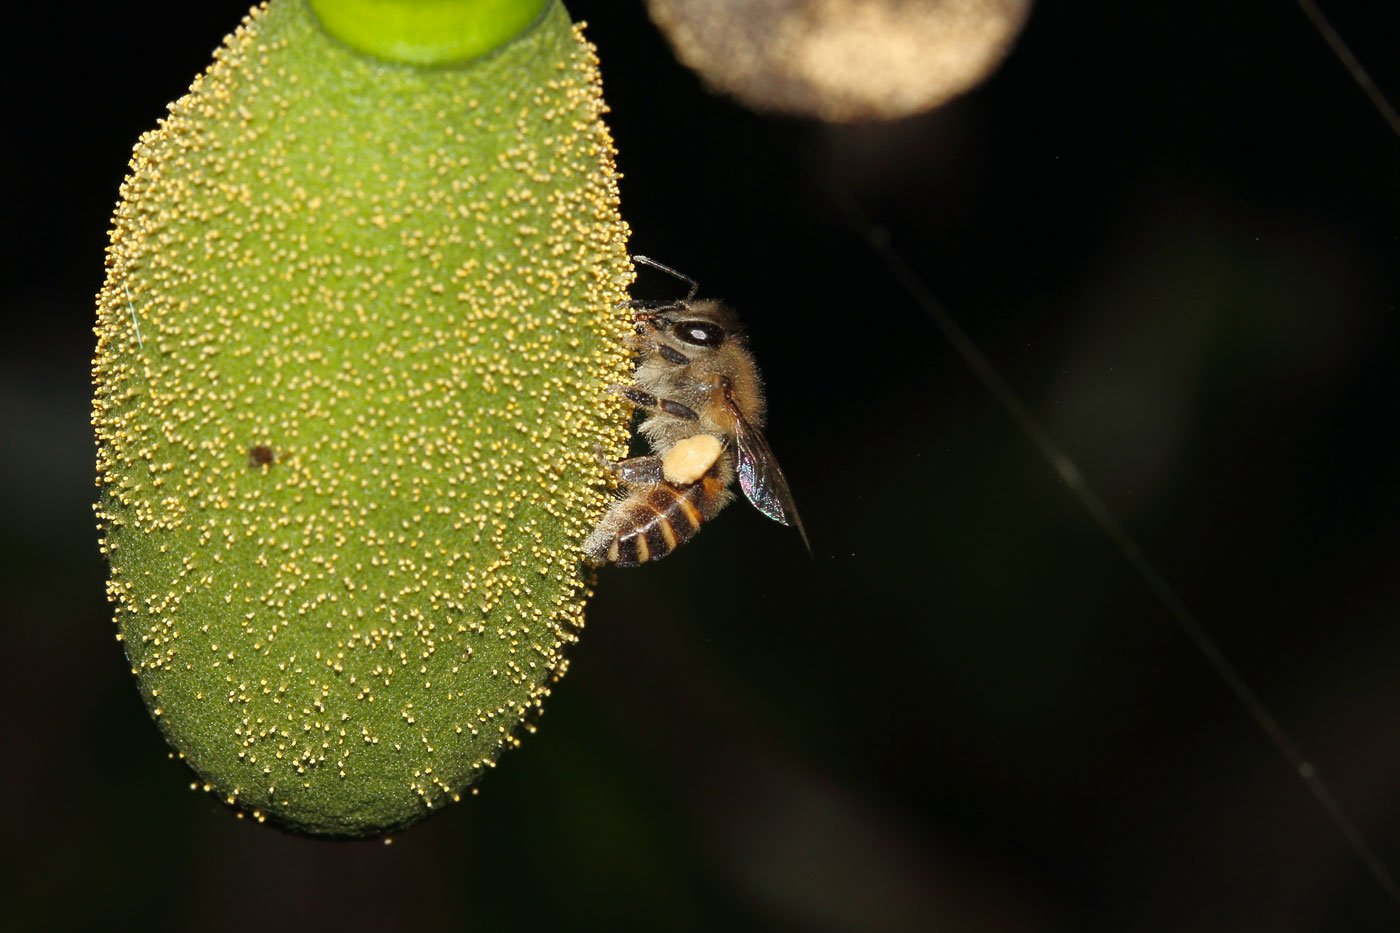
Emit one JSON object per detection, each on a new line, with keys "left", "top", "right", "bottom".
{"left": 604, "top": 474, "right": 727, "bottom": 566}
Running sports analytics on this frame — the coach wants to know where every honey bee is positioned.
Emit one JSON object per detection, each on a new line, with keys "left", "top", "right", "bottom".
{"left": 585, "top": 257, "right": 809, "bottom": 566}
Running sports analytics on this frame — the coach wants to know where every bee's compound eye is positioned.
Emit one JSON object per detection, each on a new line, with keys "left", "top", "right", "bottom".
{"left": 673, "top": 321, "right": 725, "bottom": 348}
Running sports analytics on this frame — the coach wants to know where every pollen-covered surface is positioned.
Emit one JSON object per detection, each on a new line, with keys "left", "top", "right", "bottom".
{"left": 92, "top": 0, "right": 632, "bottom": 836}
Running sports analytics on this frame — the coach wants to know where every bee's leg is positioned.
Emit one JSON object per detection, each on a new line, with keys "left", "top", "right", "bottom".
{"left": 653, "top": 342, "right": 691, "bottom": 366}
{"left": 594, "top": 445, "right": 663, "bottom": 486}
{"left": 622, "top": 311, "right": 690, "bottom": 365}
{"left": 624, "top": 332, "right": 690, "bottom": 366}
{"left": 606, "top": 385, "right": 699, "bottom": 421}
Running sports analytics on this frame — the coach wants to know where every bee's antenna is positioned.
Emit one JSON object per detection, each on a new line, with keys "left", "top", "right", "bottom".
{"left": 631, "top": 255, "right": 699, "bottom": 301}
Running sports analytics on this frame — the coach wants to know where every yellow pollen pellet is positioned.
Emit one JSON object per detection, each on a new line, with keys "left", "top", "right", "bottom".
{"left": 661, "top": 434, "right": 724, "bottom": 485}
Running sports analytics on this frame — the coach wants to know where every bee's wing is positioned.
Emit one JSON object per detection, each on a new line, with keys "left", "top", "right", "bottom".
{"left": 726, "top": 397, "right": 812, "bottom": 555}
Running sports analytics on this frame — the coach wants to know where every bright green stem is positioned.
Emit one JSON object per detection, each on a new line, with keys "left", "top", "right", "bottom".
{"left": 307, "top": 0, "right": 551, "bottom": 64}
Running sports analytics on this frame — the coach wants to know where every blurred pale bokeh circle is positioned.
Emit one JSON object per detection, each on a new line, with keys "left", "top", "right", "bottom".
{"left": 645, "top": 0, "right": 1034, "bottom": 121}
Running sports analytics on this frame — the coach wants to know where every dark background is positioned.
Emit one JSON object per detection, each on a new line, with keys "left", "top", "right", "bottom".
{"left": 5, "top": 1, "right": 1397, "bottom": 929}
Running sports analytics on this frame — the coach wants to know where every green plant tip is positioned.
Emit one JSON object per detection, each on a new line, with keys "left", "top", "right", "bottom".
{"left": 93, "top": 0, "right": 632, "bottom": 836}
{"left": 308, "top": 0, "right": 551, "bottom": 65}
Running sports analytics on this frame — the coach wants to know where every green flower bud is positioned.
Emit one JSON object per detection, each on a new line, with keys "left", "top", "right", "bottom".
{"left": 93, "top": 0, "right": 632, "bottom": 836}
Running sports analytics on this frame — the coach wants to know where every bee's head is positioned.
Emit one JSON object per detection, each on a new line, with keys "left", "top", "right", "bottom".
{"left": 653, "top": 299, "right": 744, "bottom": 352}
